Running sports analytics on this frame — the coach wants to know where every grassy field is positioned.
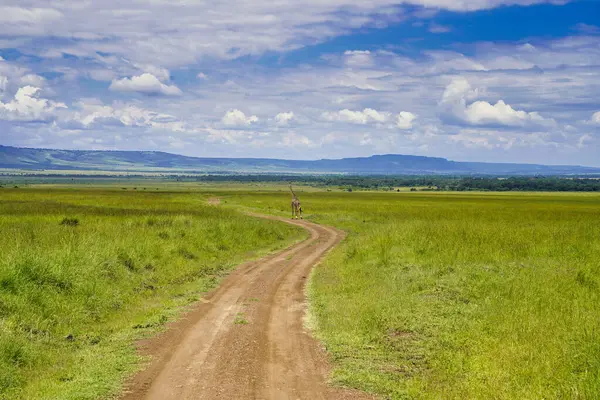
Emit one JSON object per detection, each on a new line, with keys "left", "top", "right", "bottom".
{"left": 2, "top": 183, "right": 600, "bottom": 400}
{"left": 220, "top": 190, "right": 600, "bottom": 399}
{"left": 0, "top": 188, "right": 304, "bottom": 399}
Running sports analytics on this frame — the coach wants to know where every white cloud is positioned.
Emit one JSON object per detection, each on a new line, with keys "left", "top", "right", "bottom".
{"left": 221, "top": 109, "right": 258, "bottom": 126}
{"left": 344, "top": 50, "right": 373, "bottom": 67}
{"left": 88, "top": 69, "right": 117, "bottom": 82}
{"left": 0, "top": 7, "right": 62, "bottom": 23}
{"left": 322, "top": 108, "right": 390, "bottom": 124}
{"left": 0, "top": 1, "right": 564, "bottom": 67}
{"left": 396, "top": 111, "right": 417, "bottom": 129}
{"left": 132, "top": 64, "right": 171, "bottom": 82}
{"left": 440, "top": 78, "right": 554, "bottom": 127}
{"left": 0, "top": 86, "right": 66, "bottom": 121}
{"left": 280, "top": 132, "right": 314, "bottom": 148}
{"left": 577, "top": 134, "right": 592, "bottom": 149}
{"left": 428, "top": 23, "right": 451, "bottom": 33}
{"left": 19, "top": 74, "right": 46, "bottom": 87}
{"left": 109, "top": 73, "right": 182, "bottom": 96}
{"left": 197, "top": 72, "right": 208, "bottom": 80}
{"left": 360, "top": 133, "right": 373, "bottom": 146}
{"left": 463, "top": 100, "right": 550, "bottom": 126}
{"left": 0, "top": 57, "right": 33, "bottom": 84}
{"left": 591, "top": 111, "right": 600, "bottom": 124}
{"left": 0, "top": 7, "right": 63, "bottom": 28}
{"left": 447, "top": 128, "right": 561, "bottom": 150}
{"left": 275, "top": 111, "right": 295, "bottom": 126}
{"left": 205, "top": 127, "right": 268, "bottom": 145}
{"left": 441, "top": 78, "right": 481, "bottom": 103}
{"left": 574, "top": 23, "right": 600, "bottom": 34}
{"left": 2, "top": 20, "right": 599, "bottom": 166}
{"left": 63, "top": 100, "right": 188, "bottom": 133}
{"left": 321, "top": 108, "right": 416, "bottom": 129}
{"left": 0, "top": 75, "right": 7, "bottom": 95}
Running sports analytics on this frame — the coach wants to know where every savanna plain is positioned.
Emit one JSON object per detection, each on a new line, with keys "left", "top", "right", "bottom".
{"left": 1, "top": 182, "right": 599, "bottom": 400}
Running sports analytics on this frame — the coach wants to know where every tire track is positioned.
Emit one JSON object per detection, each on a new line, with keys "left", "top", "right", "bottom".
{"left": 121, "top": 216, "right": 373, "bottom": 400}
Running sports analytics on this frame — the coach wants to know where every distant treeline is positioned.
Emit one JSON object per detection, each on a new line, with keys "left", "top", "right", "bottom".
{"left": 2, "top": 173, "right": 600, "bottom": 192}
{"left": 444, "top": 177, "right": 600, "bottom": 192}
{"left": 188, "top": 175, "right": 600, "bottom": 192}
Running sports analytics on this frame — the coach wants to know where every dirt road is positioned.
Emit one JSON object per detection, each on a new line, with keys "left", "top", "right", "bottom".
{"left": 121, "top": 216, "right": 373, "bottom": 400}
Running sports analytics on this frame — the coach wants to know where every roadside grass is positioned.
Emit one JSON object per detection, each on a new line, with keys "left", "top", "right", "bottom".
{"left": 221, "top": 190, "right": 600, "bottom": 399}
{"left": 0, "top": 188, "right": 304, "bottom": 399}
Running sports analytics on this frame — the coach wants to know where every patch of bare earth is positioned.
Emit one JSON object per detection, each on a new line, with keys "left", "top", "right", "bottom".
{"left": 120, "top": 216, "right": 374, "bottom": 400}
{"left": 207, "top": 197, "right": 221, "bottom": 206}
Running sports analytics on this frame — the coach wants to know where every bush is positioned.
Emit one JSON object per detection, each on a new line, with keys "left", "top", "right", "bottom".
{"left": 59, "top": 217, "right": 79, "bottom": 227}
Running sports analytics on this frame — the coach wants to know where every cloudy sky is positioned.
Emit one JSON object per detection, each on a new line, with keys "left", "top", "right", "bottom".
{"left": 1, "top": 0, "right": 599, "bottom": 165}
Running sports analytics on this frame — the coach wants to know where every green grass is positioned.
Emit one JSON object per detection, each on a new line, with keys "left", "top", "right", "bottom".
{"left": 220, "top": 190, "right": 600, "bottom": 399}
{"left": 3, "top": 184, "right": 600, "bottom": 400}
{"left": 234, "top": 313, "right": 249, "bottom": 325}
{"left": 0, "top": 188, "right": 304, "bottom": 399}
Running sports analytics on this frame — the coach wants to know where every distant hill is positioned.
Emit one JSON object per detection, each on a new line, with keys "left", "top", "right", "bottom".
{"left": 1, "top": 145, "right": 599, "bottom": 176}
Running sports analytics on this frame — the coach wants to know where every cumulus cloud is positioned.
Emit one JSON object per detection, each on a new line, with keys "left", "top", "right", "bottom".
{"left": 322, "top": 108, "right": 416, "bottom": 129}
{"left": 396, "top": 111, "right": 417, "bottom": 129}
{"left": 322, "top": 108, "right": 390, "bottom": 124}
{"left": 463, "top": 100, "right": 550, "bottom": 126}
{"left": 591, "top": 111, "right": 600, "bottom": 124}
{"left": 109, "top": 73, "right": 182, "bottom": 96}
{"left": 0, "top": 57, "right": 42, "bottom": 87}
{"left": 197, "top": 72, "right": 208, "bottom": 80}
{"left": 134, "top": 65, "right": 170, "bottom": 82}
{"left": 221, "top": 109, "right": 258, "bottom": 126}
{"left": 275, "top": 111, "right": 295, "bottom": 126}
{"left": 440, "top": 78, "right": 553, "bottom": 127}
{"left": 441, "top": 78, "right": 481, "bottom": 103}
{"left": 0, "top": 86, "right": 66, "bottom": 121}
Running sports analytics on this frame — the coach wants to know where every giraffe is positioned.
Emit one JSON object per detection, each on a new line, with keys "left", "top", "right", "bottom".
{"left": 289, "top": 184, "right": 303, "bottom": 219}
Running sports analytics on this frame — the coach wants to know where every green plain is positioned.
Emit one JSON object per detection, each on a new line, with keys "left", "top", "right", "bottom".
{"left": 1, "top": 184, "right": 600, "bottom": 399}
{"left": 222, "top": 189, "right": 600, "bottom": 400}
{"left": 0, "top": 187, "right": 304, "bottom": 399}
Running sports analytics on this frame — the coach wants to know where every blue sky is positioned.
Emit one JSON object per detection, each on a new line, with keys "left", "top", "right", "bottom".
{"left": 0, "top": 0, "right": 599, "bottom": 166}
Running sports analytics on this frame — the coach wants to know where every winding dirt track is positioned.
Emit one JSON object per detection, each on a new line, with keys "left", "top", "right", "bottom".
{"left": 121, "top": 216, "right": 373, "bottom": 400}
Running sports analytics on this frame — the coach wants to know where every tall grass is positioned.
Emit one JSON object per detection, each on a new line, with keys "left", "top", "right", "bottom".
{"left": 0, "top": 188, "right": 303, "bottom": 399}
{"left": 223, "top": 190, "right": 600, "bottom": 399}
